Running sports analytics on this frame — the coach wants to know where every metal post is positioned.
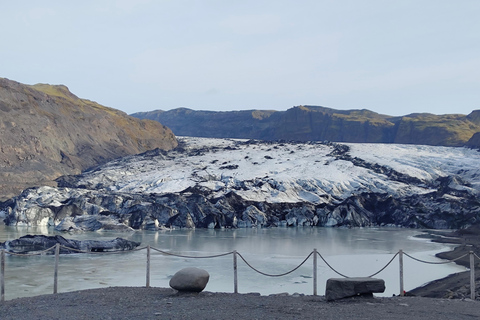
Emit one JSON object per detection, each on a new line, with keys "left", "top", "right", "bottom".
{"left": 313, "top": 249, "right": 318, "bottom": 296}
{"left": 1, "top": 250, "right": 5, "bottom": 302}
{"left": 54, "top": 243, "right": 60, "bottom": 294}
{"left": 470, "top": 251, "right": 475, "bottom": 300}
{"left": 399, "top": 249, "right": 404, "bottom": 296}
{"left": 146, "top": 245, "right": 151, "bottom": 288}
{"left": 233, "top": 250, "right": 238, "bottom": 293}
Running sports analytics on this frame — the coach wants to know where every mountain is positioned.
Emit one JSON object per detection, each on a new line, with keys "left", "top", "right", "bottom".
{"left": 3, "top": 137, "right": 479, "bottom": 230}
{"left": 465, "top": 111, "right": 480, "bottom": 148}
{"left": 131, "top": 106, "right": 480, "bottom": 147}
{"left": 0, "top": 78, "right": 177, "bottom": 201}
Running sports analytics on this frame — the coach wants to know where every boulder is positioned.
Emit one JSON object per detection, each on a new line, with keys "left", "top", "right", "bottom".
{"left": 325, "top": 277, "right": 385, "bottom": 301}
{"left": 169, "top": 267, "right": 210, "bottom": 292}
{"left": 0, "top": 235, "right": 141, "bottom": 254}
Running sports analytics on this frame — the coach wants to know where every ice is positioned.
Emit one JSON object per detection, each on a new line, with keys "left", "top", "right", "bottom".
{"left": 72, "top": 137, "right": 480, "bottom": 204}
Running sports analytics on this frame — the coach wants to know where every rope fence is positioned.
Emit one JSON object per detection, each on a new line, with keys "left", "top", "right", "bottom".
{"left": 0, "top": 244, "right": 477, "bottom": 302}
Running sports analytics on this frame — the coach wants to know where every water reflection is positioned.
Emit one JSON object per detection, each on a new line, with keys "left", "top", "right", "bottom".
{"left": 0, "top": 226, "right": 466, "bottom": 300}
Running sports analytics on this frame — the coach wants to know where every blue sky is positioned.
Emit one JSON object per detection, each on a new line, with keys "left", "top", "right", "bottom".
{"left": 1, "top": 0, "right": 479, "bottom": 116}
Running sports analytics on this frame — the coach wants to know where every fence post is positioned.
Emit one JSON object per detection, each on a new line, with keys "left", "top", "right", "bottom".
{"left": 470, "top": 251, "right": 475, "bottom": 300}
{"left": 233, "top": 250, "right": 238, "bottom": 294}
{"left": 313, "top": 249, "right": 318, "bottom": 296}
{"left": 399, "top": 249, "right": 404, "bottom": 296}
{"left": 1, "top": 249, "right": 5, "bottom": 302}
{"left": 54, "top": 243, "right": 60, "bottom": 294}
{"left": 146, "top": 245, "right": 151, "bottom": 288}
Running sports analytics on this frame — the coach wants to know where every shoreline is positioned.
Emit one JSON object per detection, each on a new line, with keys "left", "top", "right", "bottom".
{"left": 408, "top": 225, "right": 480, "bottom": 299}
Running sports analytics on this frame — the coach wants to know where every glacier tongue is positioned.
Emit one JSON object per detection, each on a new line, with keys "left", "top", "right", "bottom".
{"left": 2, "top": 137, "right": 480, "bottom": 230}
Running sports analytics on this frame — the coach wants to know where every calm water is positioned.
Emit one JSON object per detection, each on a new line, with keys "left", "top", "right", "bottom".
{"left": 0, "top": 226, "right": 466, "bottom": 300}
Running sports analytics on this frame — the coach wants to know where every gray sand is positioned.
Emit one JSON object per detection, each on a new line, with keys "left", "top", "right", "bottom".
{"left": 0, "top": 287, "right": 479, "bottom": 320}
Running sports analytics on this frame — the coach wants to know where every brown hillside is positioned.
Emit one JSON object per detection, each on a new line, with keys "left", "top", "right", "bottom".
{"left": 0, "top": 78, "right": 177, "bottom": 200}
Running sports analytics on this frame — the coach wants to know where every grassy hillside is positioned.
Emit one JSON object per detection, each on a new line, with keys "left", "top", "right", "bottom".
{"left": 0, "top": 78, "right": 178, "bottom": 200}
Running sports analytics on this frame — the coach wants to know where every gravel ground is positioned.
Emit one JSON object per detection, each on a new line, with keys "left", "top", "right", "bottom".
{"left": 1, "top": 287, "right": 479, "bottom": 320}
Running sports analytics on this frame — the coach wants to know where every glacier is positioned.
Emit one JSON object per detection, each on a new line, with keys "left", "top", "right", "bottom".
{"left": 1, "top": 137, "right": 480, "bottom": 230}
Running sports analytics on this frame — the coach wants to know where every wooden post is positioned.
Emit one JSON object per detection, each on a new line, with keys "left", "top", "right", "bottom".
{"left": 1, "top": 250, "right": 5, "bottom": 302}
{"left": 54, "top": 243, "right": 60, "bottom": 294}
{"left": 470, "top": 251, "right": 475, "bottom": 300}
{"left": 399, "top": 249, "right": 404, "bottom": 296}
{"left": 233, "top": 250, "right": 238, "bottom": 294}
{"left": 146, "top": 245, "right": 151, "bottom": 288}
{"left": 313, "top": 249, "right": 318, "bottom": 296}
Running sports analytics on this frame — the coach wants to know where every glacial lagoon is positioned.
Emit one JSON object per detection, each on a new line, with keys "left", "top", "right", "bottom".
{"left": 0, "top": 226, "right": 466, "bottom": 300}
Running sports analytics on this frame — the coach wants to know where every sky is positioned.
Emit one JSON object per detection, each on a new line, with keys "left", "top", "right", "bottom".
{"left": 1, "top": 0, "right": 479, "bottom": 116}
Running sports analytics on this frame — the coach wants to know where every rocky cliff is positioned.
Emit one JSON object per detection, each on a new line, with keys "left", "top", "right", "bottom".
{"left": 0, "top": 78, "right": 177, "bottom": 200}
{"left": 466, "top": 132, "right": 480, "bottom": 149}
{"left": 132, "top": 106, "right": 480, "bottom": 147}
{"left": 465, "top": 110, "right": 480, "bottom": 149}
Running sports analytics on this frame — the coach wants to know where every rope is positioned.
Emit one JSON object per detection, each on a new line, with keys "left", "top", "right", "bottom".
{"left": 236, "top": 251, "right": 313, "bottom": 277}
{"left": 4, "top": 245, "right": 57, "bottom": 256}
{"left": 316, "top": 251, "right": 350, "bottom": 278}
{"left": 315, "top": 251, "right": 400, "bottom": 278}
{"left": 474, "top": 253, "right": 480, "bottom": 261}
{"left": 151, "top": 247, "right": 235, "bottom": 259}
{"left": 366, "top": 252, "right": 399, "bottom": 278}
{"left": 4, "top": 244, "right": 472, "bottom": 275}
{"left": 403, "top": 252, "right": 469, "bottom": 264}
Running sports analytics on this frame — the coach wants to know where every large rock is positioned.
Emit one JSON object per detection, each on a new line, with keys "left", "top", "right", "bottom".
{"left": 325, "top": 277, "right": 386, "bottom": 301}
{"left": 0, "top": 234, "right": 141, "bottom": 254}
{"left": 169, "top": 267, "right": 210, "bottom": 292}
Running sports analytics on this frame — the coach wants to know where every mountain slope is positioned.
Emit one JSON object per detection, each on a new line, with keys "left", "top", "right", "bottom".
{"left": 0, "top": 78, "right": 177, "bottom": 200}
{"left": 132, "top": 106, "right": 480, "bottom": 147}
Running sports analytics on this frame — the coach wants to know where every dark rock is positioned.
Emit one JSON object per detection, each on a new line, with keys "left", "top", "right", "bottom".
{"left": 0, "top": 235, "right": 140, "bottom": 254}
{"left": 54, "top": 215, "right": 135, "bottom": 232}
{"left": 2, "top": 182, "right": 480, "bottom": 230}
{"left": 466, "top": 132, "right": 480, "bottom": 150}
{"left": 325, "top": 277, "right": 386, "bottom": 301}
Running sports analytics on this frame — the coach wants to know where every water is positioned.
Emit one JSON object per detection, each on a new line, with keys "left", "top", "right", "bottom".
{"left": 0, "top": 226, "right": 466, "bottom": 300}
